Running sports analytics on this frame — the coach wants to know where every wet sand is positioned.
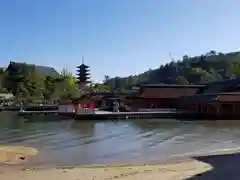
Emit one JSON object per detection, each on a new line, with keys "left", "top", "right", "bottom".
{"left": 2, "top": 151, "right": 240, "bottom": 179}
{"left": 3, "top": 151, "right": 240, "bottom": 180}
{"left": 0, "top": 158, "right": 212, "bottom": 180}
{"left": 0, "top": 145, "right": 38, "bottom": 165}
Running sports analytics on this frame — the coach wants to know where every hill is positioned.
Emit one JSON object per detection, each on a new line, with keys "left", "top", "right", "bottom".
{"left": 104, "top": 50, "right": 240, "bottom": 90}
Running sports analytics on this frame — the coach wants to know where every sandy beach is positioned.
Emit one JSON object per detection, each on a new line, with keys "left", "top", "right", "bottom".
{"left": 0, "top": 145, "right": 209, "bottom": 180}
{"left": 2, "top": 154, "right": 240, "bottom": 180}
{"left": 0, "top": 159, "right": 212, "bottom": 180}
{"left": 0, "top": 145, "right": 212, "bottom": 179}
{"left": 2, "top": 145, "right": 240, "bottom": 179}
{"left": 0, "top": 145, "right": 38, "bottom": 165}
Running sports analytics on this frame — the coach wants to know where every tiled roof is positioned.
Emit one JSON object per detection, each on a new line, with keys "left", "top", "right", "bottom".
{"left": 34, "top": 65, "right": 59, "bottom": 77}
{"left": 73, "top": 94, "right": 101, "bottom": 104}
{"left": 198, "top": 77, "right": 240, "bottom": 94}
{"left": 217, "top": 94, "right": 240, "bottom": 102}
{"left": 75, "top": 94, "right": 101, "bottom": 101}
{"left": 88, "top": 92, "right": 131, "bottom": 97}
{"left": 185, "top": 77, "right": 240, "bottom": 103}
{"left": 184, "top": 94, "right": 218, "bottom": 102}
{"left": 185, "top": 92, "right": 240, "bottom": 102}
{"left": 141, "top": 84, "right": 205, "bottom": 88}
{"left": 219, "top": 92, "right": 240, "bottom": 95}
{"left": 139, "top": 87, "right": 198, "bottom": 99}
{"left": 7, "top": 61, "right": 59, "bottom": 77}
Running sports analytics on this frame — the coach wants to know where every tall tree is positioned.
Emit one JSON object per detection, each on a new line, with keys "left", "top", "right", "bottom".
{"left": 175, "top": 76, "right": 189, "bottom": 85}
{"left": 57, "top": 68, "right": 80, "bottom": 99}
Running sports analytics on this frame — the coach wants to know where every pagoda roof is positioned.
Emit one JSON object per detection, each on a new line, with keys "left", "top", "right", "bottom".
{"left": 77, "top": 64, "right": 89, "bottom": 68}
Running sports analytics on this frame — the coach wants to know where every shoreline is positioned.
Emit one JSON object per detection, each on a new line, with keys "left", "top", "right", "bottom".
{"left": 0, "top": 157, "right": 212, "bottom": 180}
{"left": 1, "top": 148, "right": 240, "bottom": 179}
{"left": 10, "top": 156, "right": 194, "bottom": 170}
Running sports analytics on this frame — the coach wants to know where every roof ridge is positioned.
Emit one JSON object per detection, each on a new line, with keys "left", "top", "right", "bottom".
{"left": 7, "top": 61, "right": 59, "bottom": 77}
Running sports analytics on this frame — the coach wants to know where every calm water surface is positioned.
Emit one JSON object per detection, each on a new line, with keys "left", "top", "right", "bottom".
{"left": 1, "top": 112, "right": 240, "bottom": 166}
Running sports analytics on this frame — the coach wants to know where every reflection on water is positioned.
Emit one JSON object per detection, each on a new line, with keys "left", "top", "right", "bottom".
{"left": 1, "top": 112, "right": 240, "bottom": 166}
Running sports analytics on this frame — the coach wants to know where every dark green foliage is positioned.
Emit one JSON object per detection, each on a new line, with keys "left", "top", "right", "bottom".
{"left": 175, "top": 76, "right": 189, "bottom": 85}
{"left": 43, "top": 76, "right": 56, "bottom": 100}
{"left": 90, "top": 83, "right": 112, "bottom": 92}
{"left": 105, "top": 51, "right": 240, "bottom": 90}
{"left": 1, "top": 63, "right": 80, "bottom": 102}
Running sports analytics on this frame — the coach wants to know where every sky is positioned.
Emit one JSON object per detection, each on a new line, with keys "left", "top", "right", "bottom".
{"left": 0, "top": 0, "right": 240, "bottom": 82}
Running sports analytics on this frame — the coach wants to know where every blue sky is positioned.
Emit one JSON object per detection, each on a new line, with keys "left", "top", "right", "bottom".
{"left": 0, "top": 0, "right": 240, "bottom": 82}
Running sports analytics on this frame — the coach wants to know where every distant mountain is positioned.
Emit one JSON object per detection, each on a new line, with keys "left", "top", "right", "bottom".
{"left": 104, "top": 51, "right": 240, "bottom": 90}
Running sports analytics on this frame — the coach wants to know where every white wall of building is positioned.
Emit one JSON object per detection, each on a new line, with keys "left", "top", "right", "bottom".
{"left": 58, "top": 104, "right": 75, "bottom": 113}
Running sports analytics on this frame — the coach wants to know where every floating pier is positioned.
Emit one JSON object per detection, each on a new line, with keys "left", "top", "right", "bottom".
{"left": 74, "top": 111, "right": 189, "bottom": 120}
{"left": 17, "top": 110, "right": 196, "bottom": 120}
{"left": 18, "top": 110, "right": 58, "bottom": 116}
{"left": 1, "top": 105, "right": 58, "bottom": 111}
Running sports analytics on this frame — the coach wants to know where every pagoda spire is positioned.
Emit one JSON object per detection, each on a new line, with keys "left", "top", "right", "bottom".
{"left": 82, "top": 55, "right": 84, "bottom": 64}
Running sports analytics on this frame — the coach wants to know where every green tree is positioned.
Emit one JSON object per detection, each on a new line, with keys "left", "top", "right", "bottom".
{"left": 4, "top": 64, "right": 45, "bottom": 102}
{"left": 57, "top": 69, "right": 80, "bottom": 99}
{"left": 43, "top": 76, "right": 56, "bottom": 101}
{"left": 0, "top": 68, "right": 6, "bottom": 92}
{"left": 60, "top": 68, "right": 73, "bottom": 77}
{"left": 231, "top": 61, "right": 240, "bottom": 76}
{"left": 103, "top": 75, "right": 110, "bottom": 84}
{"left": 91, "top": 83, "right": 112, "bottom": 92}
{"left": 5, "top": 64, "right": 31, "bottom": 96}
{"left": 175, "top": 76, "right": 189, "bottom": 85}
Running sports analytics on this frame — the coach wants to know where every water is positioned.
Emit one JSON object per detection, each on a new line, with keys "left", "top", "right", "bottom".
{"left": 1, "top": 112, "right": 240, "bottom": 166}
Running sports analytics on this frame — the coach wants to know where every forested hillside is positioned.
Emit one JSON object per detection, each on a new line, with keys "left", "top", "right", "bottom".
{"left": 0, "top": 63, "right": 112, "bottom": 102}
{"left": 0, "top": 64, "right": 80, "bottom": 102}
{"left": 104, "top": 51, "right": 240, "bottom": 90}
